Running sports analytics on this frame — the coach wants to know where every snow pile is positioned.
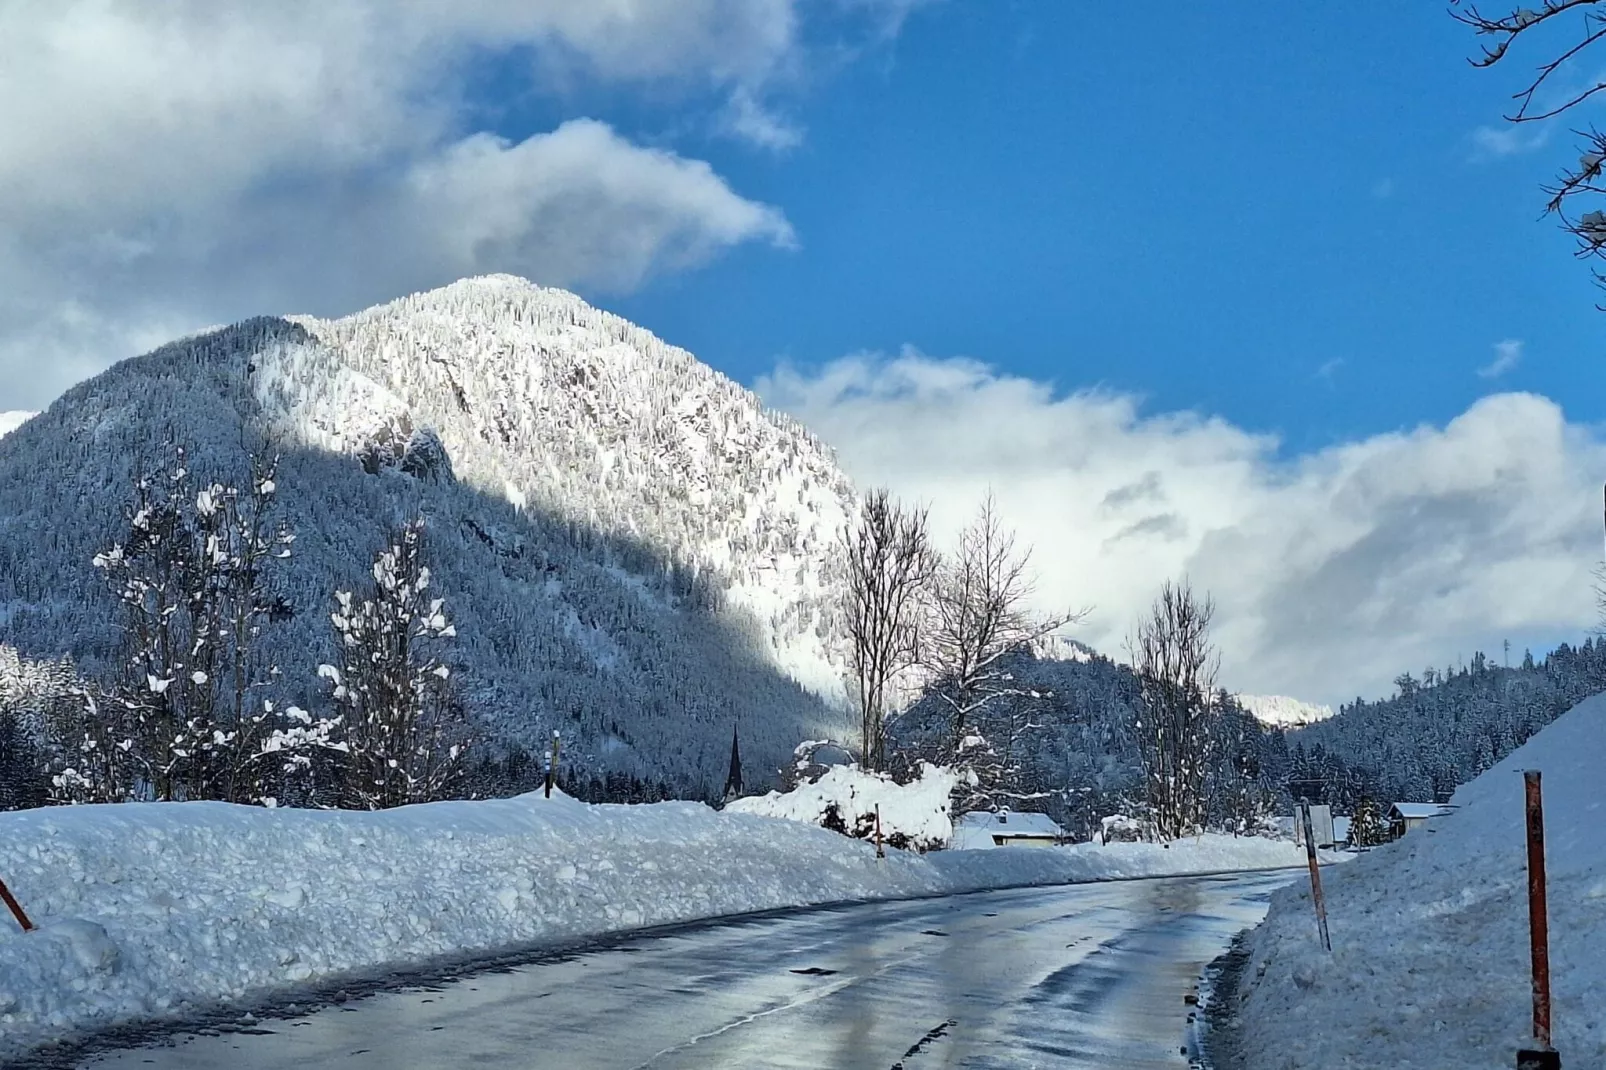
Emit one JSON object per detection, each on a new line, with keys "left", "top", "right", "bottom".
{"left": 1232, "top": 691, "right": 1606, "bottom": 1069}
{"left": 725, "top": 762, "right": 958, "bottom": 850}
{"left": 1237, "top": 693, "right": 1334, "bottom": 728}
{"left": 1101, "top": 813, "right": 1146, "bottom": 843}
{"left": 0, "top": 795, "right": 1319, "bottom": 1059}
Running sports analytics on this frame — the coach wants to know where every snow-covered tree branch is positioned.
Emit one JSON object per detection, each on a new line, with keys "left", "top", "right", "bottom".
{"left": 1454, "top": 1, "right": 1606, "bottom": 294}
{"left": 51, "top": 446, "right": 332, "bottom": 804}
{"left": 323, "top": 518, "right": 470, "bottom": 810}
{"left": 921, "top": 494, "right": 1082, "bottom": 744}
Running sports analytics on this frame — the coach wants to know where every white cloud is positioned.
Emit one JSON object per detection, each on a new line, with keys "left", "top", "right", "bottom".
{"left": 0, "top": 412, "right": 33, "bottom": 440}
{"left": 1470, "top": 123, "right": 1550, "bottom": 159}
{"left": 399, "top": 122, "right": 797, "bottom": 290}
{"left": 759, "top": 351, "right": 1606, "bottom": 706}
{"left": 1479, "top": 338, "right": 1523, "bottom": 378}
{"left": 721, "top": 87, "right": 807, "bottom": 151}
{"left": 0, "top": 0, "right": 910, "bottom": 410}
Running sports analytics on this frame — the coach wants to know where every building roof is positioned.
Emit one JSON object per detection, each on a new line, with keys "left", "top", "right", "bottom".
{"left": 954, "top": 810, "right": 1064, "bottom": 837}
{"left": 1389, "top": 802, "right": 1455, "bottom": 820}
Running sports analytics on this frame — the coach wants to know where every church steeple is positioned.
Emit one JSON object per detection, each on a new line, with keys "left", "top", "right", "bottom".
{"left": 723, "top": 724, "right": 743, "bottom": 803}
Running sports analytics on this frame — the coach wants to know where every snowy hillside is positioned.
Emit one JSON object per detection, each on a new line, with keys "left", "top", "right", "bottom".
{"left": 0, "top": 279, "right": 858, "bottom": 793}
{"left": 1231, "top": 690, "right": 1606, "bottom": 1069}
{"left": 280, "top": 276, "right": 853, "bottom": 700}
{"left": 0, "top": 411, "right": 33, "bottom": 439}
{"left": 1237, "top": 693, "right": 1334, "bottom": 728}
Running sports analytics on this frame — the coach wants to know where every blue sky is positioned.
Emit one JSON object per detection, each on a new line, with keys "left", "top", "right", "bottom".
{"left": 587, "top": 2, "right": 1603, "bottom": 451}
{"left": 1, "top": 2, "right": 1602, "bottom": 703}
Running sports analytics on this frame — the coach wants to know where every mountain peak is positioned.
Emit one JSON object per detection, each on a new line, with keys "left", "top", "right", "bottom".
{"left": 426, "top": 273, "right": 570, "bottom": 301}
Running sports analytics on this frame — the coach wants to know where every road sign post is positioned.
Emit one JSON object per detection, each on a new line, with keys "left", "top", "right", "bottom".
{"left": 1300, "top": 803, "right": 1331, "bottom": 951}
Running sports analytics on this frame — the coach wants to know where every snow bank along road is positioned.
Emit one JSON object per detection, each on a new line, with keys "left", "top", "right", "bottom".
{"left": 76, "top": 871, "right": 1294, "bottom": 1070}
{"left": 1230, "top": 692, "right": 1606, "bottom": 1069}
{"left": 0, "top": 791, "right": 1326, "bottom": 1063}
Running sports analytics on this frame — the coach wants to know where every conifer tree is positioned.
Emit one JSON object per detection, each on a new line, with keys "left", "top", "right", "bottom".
{"left": 723, "top": 724, "right": 744, "bottom": 803}
{"left": 1350, "top": 794, "right": 1386, "bottom": 848}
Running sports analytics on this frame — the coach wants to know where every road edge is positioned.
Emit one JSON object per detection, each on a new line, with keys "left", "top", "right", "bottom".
{"left": 7, "top": 864, "right": 1305, "bottom": 1069}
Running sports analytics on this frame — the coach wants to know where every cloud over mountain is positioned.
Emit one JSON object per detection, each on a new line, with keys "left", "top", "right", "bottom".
{"left": 0, "top": 1, "right": 905, "bottom": 410}
{"left": 761, "top": 350, "right": 1606, "bottom": 705}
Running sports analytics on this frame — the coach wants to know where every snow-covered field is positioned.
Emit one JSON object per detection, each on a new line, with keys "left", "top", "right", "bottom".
{"left": 1232, "top": 691, "right": 1606, "bottom": 1069}
{"left": 0, "top": 794, "right": 1316, "bottom": 1060}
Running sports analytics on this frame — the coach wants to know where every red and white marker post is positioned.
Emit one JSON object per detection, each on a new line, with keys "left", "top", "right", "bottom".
{"left": 1517, "top": 770, "right": 1560, "bottom": 1070}
{"left": 0, "top": 873, "right": 34, "bottom": 933}
{"left": 1299, "top": 802, "right": 1331, "bottom": 952}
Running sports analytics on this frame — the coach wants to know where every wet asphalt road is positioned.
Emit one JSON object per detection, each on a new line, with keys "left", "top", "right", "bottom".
{"left": 81, "top": 871, "right": 1293, "bottom": 1070}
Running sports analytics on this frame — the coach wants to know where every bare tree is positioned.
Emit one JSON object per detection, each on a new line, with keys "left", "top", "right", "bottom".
{"left": 1596, "top": 485, "right": 1605, "bottom": 630}
{"left": 922, "top": 494, "right": 1081, "bottom": 766}
{"left": 1455, "top": 1, "right": 1606, "bottom": 293}
{"left": 1130, "top": 579, "right": 1218, "bottom": 841}
{"left": 842, "top": 488, "right": 933, "bottom": 771}
{"left": 1594, "top": 560, "right": 1605, "bottom": 636}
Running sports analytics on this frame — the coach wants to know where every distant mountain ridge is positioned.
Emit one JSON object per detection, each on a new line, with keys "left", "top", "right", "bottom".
{"left": 0, "top": 277, "right": 856, "bottom": 794}
{"left": 1237, "top": 694, "right": 1335, "bottom": 728}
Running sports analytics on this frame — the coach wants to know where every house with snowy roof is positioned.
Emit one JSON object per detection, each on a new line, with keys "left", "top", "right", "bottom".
{"left": 950, "top": 809, "right": 1066, "bottom": 850}
{"left": 1386, "top": 801, "right": 1455, "bottom": 840}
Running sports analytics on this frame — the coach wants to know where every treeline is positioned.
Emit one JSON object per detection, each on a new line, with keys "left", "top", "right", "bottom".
{"left": 887, "top": 643, "right": 1287, "bottom": 841}
{"left": 1281, "top": 640, "right": 1606, "bottom": 810}
{"left": 880, "top": 632, "right": 1605, "bottom": 839}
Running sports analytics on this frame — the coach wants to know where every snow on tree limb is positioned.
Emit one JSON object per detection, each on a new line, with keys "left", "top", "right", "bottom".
{"left": 1454, "top": 0, "right": 1606, "bottom": 295}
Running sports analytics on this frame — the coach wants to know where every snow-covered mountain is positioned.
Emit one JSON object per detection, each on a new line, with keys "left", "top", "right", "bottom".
{"left": 0, "top": 277, "right": 856, "bottom": 793}
{"left": 0, "top": 412, "right": 34, "bottom": 439}
{"left": 280, "top": 275, "right": 854, "bottom": 700}
{"left": 1237, "top": 694, "right": 1335, "bottom": 728}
